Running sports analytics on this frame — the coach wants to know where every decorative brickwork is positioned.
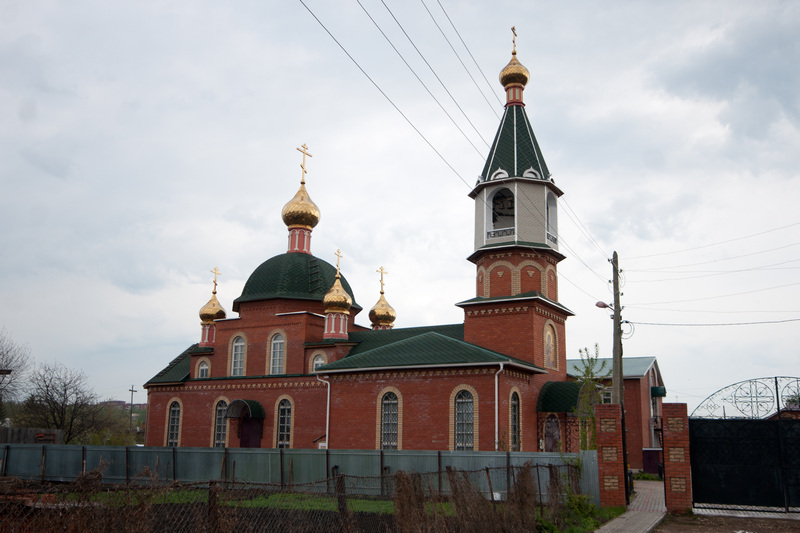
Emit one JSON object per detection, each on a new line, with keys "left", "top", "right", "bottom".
{"left": 662, "top": 403, "right": 692, "bottom": 513}
{"left": 595, "top": 404, "right": 626, "bottom": 507}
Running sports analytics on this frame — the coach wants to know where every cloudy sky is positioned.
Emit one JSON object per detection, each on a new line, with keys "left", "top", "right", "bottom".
{"left": 2, "top": 1, "right": 798, "bottom": 414}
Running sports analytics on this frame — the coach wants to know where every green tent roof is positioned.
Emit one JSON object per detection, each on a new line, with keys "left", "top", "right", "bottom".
{"left": 233, "top": 252, "right": 360, "bottom": 312}
{"left": 536, "top": 381, "right": 584, "bottom": 413}
{"left": 319, "top": 330, "right": 545, "bottom": 373}
{"left": 481, "top": 105, "right": 550, "bottom": 182}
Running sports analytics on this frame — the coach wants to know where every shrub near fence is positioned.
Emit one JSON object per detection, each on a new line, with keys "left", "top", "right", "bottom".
{"left": 0, "top": 444, "right": 599, "bottom": 504}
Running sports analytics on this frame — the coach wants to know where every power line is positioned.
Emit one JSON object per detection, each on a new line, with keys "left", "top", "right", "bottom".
{"left": 624, "top": 259, "right": 800, "bottom": 282}
{"left": 298, "top": 0, "right": 468, "bottom": 187}
{"left": 433, "top": 0, "right": 503, "bottom": 108}
{"left": 626, "top": 221, "right": 800, "bottom": 260}
{"left": 628, "top": 281, "right": 800, "bottom": 306}
{"left": 356, "top": 0, "right": 486, "bottom": 158}
{"left": 627, "top": 242, "right": 800, "bottom": 271}
{"left": 419, "top": 0, "right": 500, "bottom": 119}
{"left": 630, "top": 318, "right": 800, "bottom": 327}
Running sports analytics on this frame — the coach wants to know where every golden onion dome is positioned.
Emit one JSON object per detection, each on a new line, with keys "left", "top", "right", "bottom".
{"left": 199, "top": 291, "right": 227, "bottom": 324}
{"left": 369, "top": 291, "right": 396, "bottom": 327}
{"left": 323, "top": 274, "right": 352, "bottom": 315}
{"left": 281, "top": 179, "right": 320, "bottom": 229}
{"left": 499, "top": 50, "right": 529, "bottom": 88}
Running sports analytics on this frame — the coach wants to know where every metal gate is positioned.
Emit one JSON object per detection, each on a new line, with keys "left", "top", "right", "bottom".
{"left": 689, "top": 418, "right": 800, "bottom": 511}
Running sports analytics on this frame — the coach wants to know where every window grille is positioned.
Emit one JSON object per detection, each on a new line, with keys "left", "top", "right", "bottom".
{"left": 277, "top": 399, "right": 291, "bottom": 448}
{"left": 381, "top": 392, "right": 398, "bottom": 450}
{"left": 167, "top": 402, "right": 180, "bottom": 447}
{"left": 198, "top": 361, "right": 209, "bottom": 378}
{"left": 510, "top": 392, "right": 520, "bottom": 451}
{"left": 455, "top": 390, "right": 474, "bottom": 451}
{"left": 231, "top": 337, "right": 244, "bottom": 376}
{"left": 213, "top": 400, "right": 227, "bottom": 447}
{"left": 271, "top": 334, "right": 285, "bottom": 375}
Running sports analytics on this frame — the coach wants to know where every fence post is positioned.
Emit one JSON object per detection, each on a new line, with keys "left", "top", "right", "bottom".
{"left": 335, "top": 473, "right": 352, "bottom": 532}
{"left": 380, "top": 450, "right": 384, "bottom": 497}
{"left": 506, "top": 451, "right": 510, "bottom": 498}
{"left": 208, "top": 481, "right": 220, "bottom": 531}
{"left": 437, "top": 451, "right": 442, "bottom": 498}
{"left": 125, "top": 446, "right": 130, "bottom": 484}
{"left": 40, "top": 445, "right": 46, "bottom": 482}
{"left": 661, "top": 403, "right": 692, "bottom": 513}
{"left": 172, "top": 446, "right": 177, "bottom": 482}
{"left": 280, "top": 448, "right": 284, "bottom": 488}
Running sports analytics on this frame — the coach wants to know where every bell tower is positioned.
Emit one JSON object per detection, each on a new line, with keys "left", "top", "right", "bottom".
{"left": 458, "top": 30, "right": 572, "bottom": 373}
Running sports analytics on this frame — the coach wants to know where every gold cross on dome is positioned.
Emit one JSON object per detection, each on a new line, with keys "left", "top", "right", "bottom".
{"left": 334, "top": 249, "right": 343, "bottom": 275}
{"left": 511, "top": 26, "right": 517, "bottom": 53}
{"left": 297, "top": 143, "right": 313, "bottom": 184}
{"left": 377, "top": 266, "right": 388, "bottom": 293}
{"left": 211, "top": 267, "right": 222, "bottom": 292}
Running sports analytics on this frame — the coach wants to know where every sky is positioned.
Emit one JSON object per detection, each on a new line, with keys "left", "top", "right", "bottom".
{"left": 1, "top": 0, "right": 798, "bottom": 415}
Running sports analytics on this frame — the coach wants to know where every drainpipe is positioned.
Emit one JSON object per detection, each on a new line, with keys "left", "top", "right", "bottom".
{"left": 495, "top": 363, "right": 505, "bottom": 450}
{"left": 316, "top": 374, "right": 331, "bottom": 448}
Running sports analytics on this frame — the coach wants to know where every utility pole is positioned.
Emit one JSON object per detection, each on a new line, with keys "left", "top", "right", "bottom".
{"left": 129, "top": 385, "right": 137, "bottom": 431}
{"left": 611, "top": 251, "right": 630, "bottom": 504}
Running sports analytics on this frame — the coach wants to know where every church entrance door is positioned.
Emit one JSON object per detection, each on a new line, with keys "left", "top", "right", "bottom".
{"left": 240, "top": 416, "right": 263, "bottom": 448}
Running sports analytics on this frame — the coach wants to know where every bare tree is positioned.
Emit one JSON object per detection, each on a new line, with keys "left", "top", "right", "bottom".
{"left": 0, "top": 328, "right": 32, "bottom": 402}
{"left": 17, "top": 361, "right": 108, "bottom": 444}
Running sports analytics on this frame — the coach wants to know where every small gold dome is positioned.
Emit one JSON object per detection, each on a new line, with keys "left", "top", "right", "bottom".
{"left": 199, "top": 291, "right": 227, "bottom": 324}
{"left": 499, "top": 50, "right": 529, "bottom": 88}
{"left": 369, "top": 292, "right": 396, "bottom": 327}
{"left": 281, "top": 179, "right": 320, "bottom": 229}
{"left": 323, "top": 275, "right": 352, "bottom": 315}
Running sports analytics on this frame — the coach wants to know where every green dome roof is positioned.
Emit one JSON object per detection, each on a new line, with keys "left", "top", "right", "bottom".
{"left": 232, "top": 253, "right": 360, "bottom": 312}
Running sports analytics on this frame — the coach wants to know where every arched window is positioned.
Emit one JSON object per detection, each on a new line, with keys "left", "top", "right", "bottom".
{"left": 167, "top": 401, "right": 181, "bottom": 447}
{"left": 510, "top": 392, "right": 520, "bottom": 451}
{"left": 454, "top": 390, "right": 474, "bottom": 451}
{"left": 231, "top": 336, "right": 245, "bottom": 376}
{"left": 381, "top": 392, "right": 399, "bottom": 450}
{"left": 546, "top": 192, "right": 558, "bottom": 244}
{"left": 312, "top": 354, "right": 325, "bottom": 372}
{"left": 270, "top": 334, "right": 285, "bottom": 375}
{"left": 198, "top": 360, "right": 209, "bottom": 379}
{"left": 277, "top": 399, "right": 292, "bottom": 448}
{"left": 491, "top": 188, "right": 515, "bottom": 230}
{"left": 213, "top": 400, "right": 228, "bottom": 447}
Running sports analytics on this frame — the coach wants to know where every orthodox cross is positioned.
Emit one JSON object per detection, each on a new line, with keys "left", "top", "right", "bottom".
{"left": 210, "top": 267, "right": 222, "bottom": 293}
{"left": 334, "top": 249, "right": 343, "bottom": 275}
{"left": 297, "top": 143, "right": 312, "bottom": 184}
{"left": 377, "top": 266, "right": 388, "bottom": 293}
{"left": 511, "top": 26, "right": 517, "bottom": 53}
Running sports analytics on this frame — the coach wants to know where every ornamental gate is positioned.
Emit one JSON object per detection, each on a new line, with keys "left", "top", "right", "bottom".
{"left": 689, "top": 418, "right": 800, "bottom": 511}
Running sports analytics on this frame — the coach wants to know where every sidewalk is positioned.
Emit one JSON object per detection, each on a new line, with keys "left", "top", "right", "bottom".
{"left": 595, "top": 480, "right": 666, "bottom": 533}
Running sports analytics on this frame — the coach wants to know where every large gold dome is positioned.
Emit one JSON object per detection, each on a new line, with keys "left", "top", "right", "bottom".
{"left": 499, "top": 50, "right": 529, "bottom": 88}
{"left": 281, "top": 179, "right": 320, "bottom": 229}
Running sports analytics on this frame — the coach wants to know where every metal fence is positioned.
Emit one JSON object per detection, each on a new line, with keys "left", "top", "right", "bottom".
{"left": 0, "top": 444, "right": 599, "bottom": 505}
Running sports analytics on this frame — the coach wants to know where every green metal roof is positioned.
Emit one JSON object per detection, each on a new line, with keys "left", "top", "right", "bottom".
{"left": 565, "top": 356, "right": 657, "bottom": 379}
{"left": 233, "top": 252, "right": 361, "bottom": 312}
{"left": 536, "top": 381, "right": 583, "bottom": 413}
{"left": 481, "top": 105, "right": 550, "bottom": 182}
{"left": 318, "top": 330, "right": 545, "bottom": 373}
{"left": 345, "top": 324, "right": 464, "bottom": 356}
{"left": 144, "top": 344, "right": 206, "bottom": 386}
{"left": 456, "top": 290, "right": 574, "bottom": 316}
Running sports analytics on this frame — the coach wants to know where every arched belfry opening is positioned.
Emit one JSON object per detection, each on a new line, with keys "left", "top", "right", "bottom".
{"left": 491, "top": 187, "right": 515, "bottom": 231}
{"left": 546, "top": 192, "right": 558, "bottom": 245}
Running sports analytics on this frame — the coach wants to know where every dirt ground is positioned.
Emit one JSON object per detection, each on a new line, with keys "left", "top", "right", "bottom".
{"left": 653, "top": 513, "right": 800, "bottom": 532}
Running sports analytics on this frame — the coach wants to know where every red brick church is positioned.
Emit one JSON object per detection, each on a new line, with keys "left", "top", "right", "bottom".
{"left": 144, "top": 43, "right": 578, "bottom": 452}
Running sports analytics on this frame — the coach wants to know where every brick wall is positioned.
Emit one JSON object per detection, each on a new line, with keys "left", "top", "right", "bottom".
{"left": 661, "top": 403, "right": 692, "bottom": 513}
{"left": 595, "top": 404, "right": 626, "bottom": 507}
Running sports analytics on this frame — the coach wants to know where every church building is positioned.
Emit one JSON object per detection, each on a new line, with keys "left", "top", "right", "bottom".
{"left": 144, "top": 42, "right": 578, "bottom": 453}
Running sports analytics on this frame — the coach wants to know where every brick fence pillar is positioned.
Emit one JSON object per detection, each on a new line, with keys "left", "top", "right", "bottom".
{"left": 661, "top": 403, "right": 692, "bottom": 513}
{"left": 595, "top": 404, "right": 626, "bottom": 507}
